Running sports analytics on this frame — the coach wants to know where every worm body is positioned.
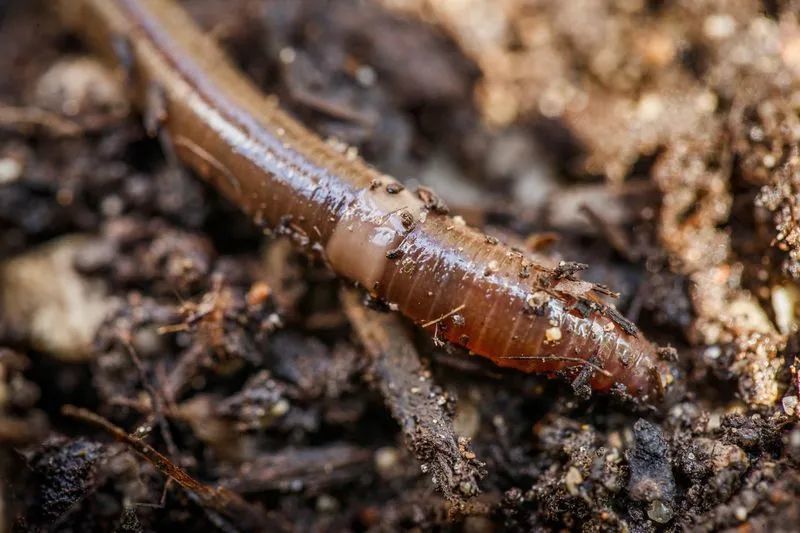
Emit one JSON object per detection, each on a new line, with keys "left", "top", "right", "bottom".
{"left": 63, "top": 0, "right": 671, "bottom": 401}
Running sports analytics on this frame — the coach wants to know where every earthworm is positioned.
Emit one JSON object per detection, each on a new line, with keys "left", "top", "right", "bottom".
{"left": 60, "top": 0, "right": 673, "bottom": 402}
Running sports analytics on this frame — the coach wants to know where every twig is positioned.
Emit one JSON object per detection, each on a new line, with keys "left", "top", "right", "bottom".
{"left": 340, "top": 289, "right": 485, "bottom": 509}
{"left": 62, "top": 405, "right": 272, "bottom": 532}
{"left": 421, "top": 304, "right": 466, "bottom": 329}
{"left": 579, "top": 203, "right": 637, "bottom": 262}
{"left": 0, "top": 103, "right": 81, "bottom": 137}
{"left": 119, "top": 336, "right": 180, "bottom": 459}
{"left": 221, "top": 444, "right": 373, "bottom": 493}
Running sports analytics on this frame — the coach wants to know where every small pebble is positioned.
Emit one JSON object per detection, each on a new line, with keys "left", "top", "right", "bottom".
{"left": 35, "top": 57, "right": 127, "bottom": 117}
{"left": 637, "top": 93, "right": 663, "bottom": 121}
{"left": 375, "top": 447, "right": 399, "bottom": 476}
{"left": 771, "top": 284, "right": 799, "bottom": 335}
{"left": 545, "top": 327, "right": 562, "bottom": 342}
{"left": 647, "top": 500, "right": 673, "bottom": 524}
{"left": 270, "top": 399, "right": 289, "bottom": 417}
{"left": 782, "top": 395, "right": 798, "bottom": 416}
{"left": 526, "top": 291, "right": 549, "bottom": 309}
{"left": 703, "top": 14, "right": 736, "bottom": 40}
{"left": 0, "top": 158, "right": 22, "bottom": 184}
{"left": 100, "top": 195, "right": 124, "bottom": 217}
{"left": 355, "top": 65, "right": 376, "bottom": 86}
{"left": 278, "top": 47, "right": 296, "bottom": 64}
{"left": 565, "top": 466, "right": 582, "bottom": 495}
{"left": 316, "top": 494, "right": 339, "bottom": 513}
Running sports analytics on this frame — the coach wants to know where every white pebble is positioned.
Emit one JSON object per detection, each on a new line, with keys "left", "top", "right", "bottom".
{"left": 704, "top": 14, "right": 737, "bottom": 40}
{"left": 782, "top": 395, "right": 798, "bottom": 416}
{"left": 0, "top": 158, "right": 22, "bottom": 184}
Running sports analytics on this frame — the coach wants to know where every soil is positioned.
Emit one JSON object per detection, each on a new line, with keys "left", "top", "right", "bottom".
{"left": 1, "top": 0, "right": 800, "bottom": 531}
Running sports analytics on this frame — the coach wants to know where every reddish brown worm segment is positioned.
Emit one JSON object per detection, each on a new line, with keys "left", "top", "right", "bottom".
{"left": 61, "top": 0, "right": 673, "bottom": 401}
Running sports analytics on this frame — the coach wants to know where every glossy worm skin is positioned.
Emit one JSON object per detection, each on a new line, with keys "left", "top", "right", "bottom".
{"left": 62, "top": 0, "right": 672, "bottom": 401}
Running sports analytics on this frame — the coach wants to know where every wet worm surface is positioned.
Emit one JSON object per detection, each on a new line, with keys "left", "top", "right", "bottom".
{"left": 61, "top": 0, "right": 673, "bottom": 401}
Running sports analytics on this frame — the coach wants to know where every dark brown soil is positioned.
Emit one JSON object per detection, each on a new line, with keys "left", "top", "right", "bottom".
{"left": 1, "top": 1, "right": 800, "bottom": 531}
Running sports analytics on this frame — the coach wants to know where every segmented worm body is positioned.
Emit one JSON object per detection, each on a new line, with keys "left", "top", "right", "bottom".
{"left": 63, "top": 0, "right": 672, "bottom": 401}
